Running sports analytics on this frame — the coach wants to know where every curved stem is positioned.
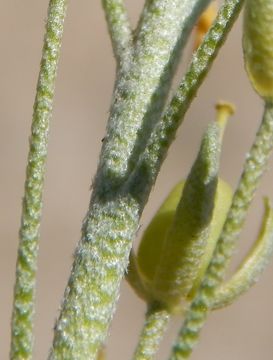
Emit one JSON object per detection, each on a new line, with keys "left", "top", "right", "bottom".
{"left": 10, "top": 1, "right": 68, "bottom": 359}
{"left": 169, "top": 101, "right": 273, "bottom": 359}
{"left": 133, "top": 303, "right": 171, "bottom": 360}
{"left": 212, "top": 198, "right": 273, "bottom": 310}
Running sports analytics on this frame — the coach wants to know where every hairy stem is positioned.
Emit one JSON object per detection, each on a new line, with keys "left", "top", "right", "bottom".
{"left": 101, "top": 0, "right": 133, "bottom": 69}
{"left": 127, "top": 0, "right": 244, "bottom": 200}
{"left": 133, "top": 304, "right": 171, "bottom": 360}
{"left": 170, "top": 101, "right": 273, "bottom": 359}
{"left": 212, "top": 198, "right": 273, "bottom": 310}
{"left": 10, "top": 1, "right": 68, "bottom": 359}
{"left": 95, "top": 0, "right": 211, "bottom": 196}
{"left": 49, "top": 2, "right": 210, "bottom": 358}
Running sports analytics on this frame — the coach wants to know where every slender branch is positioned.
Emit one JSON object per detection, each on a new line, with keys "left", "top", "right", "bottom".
{"left": 169, "top": 102, "right": 273, "bottom": 359}
{"left": 170, "top": 298, "right": 208, "bottom": 359}
{"left": 49, "top": 2, "right": 211, "bottom": 359}
{"left": 212, "top": 198, "right": 273, "bottom": 310}
{"left": 127, "top": 0, "right": 244, "bottom": 200}
{"left": 133, "top": 304, "right": 171, "bottom": 360}
{"left": 10, "top": 1, "right": 68, "bottom": 359}
{"left": 101, "top": 0, "right": 133, "bottom": 69}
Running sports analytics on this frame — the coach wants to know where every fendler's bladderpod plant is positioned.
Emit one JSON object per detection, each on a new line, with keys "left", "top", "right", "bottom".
{"left": 9, "top": 0, "right": 273, "bottom": 359}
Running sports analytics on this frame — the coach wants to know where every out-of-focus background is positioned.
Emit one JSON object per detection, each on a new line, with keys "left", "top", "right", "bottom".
{"left": 1, "top": 1, "right": 273, "bottom": 359}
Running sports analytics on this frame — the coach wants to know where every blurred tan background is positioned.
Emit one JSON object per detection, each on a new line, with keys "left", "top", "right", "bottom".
{"left": 1, "top": 1, "right": 273, "bottom": 359}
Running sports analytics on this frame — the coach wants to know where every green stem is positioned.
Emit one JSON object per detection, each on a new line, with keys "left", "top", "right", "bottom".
{"left": 133, "top": 304, "right": 171, "bottom": 360}
{"left": 101, "top": 0, "right": 133, "bottom": 69}
{"left": 169, "top": 101, "right": 273, "bottom": 359}
{"left": 10, "top": 1, "right": 68, "bottom": 359}
{"left": 212, "top": 198, "right": 273, "bottom": 310}
{"left": 127, "top": 0, "right": 244, "bottom": 199}
{"left": 49, "top": 195, "right": 140, "bottom": 360}
{"left": 49, "top": 2, "right": 210, "bottom": 359}
{"left": 95, "top": 0, "right": 211, "bottom": 196}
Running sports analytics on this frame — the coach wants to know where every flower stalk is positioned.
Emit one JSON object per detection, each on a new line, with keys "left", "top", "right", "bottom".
{"left": 133, "top": 304, "right": 171, "bottom": 360}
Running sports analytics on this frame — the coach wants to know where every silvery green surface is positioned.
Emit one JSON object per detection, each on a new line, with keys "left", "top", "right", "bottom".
{"left": 10, "top": 1, "right": 68, "bottom": 359}
{"left": 49, "top": 0, "right": 214, "bottom": 358}
{"left": 10, "top": 0, "right": 254, "bottom": 358}
{"left": 94, "top": 0, "right": 211, "bottom": 195}
{"left": 212, "top": 198, "right": 273, "bottom": 310}
{"left": 133, "top": 305, "right": 171, "bottom": 360}
{"left": 127, "top": 0, "right": 244, "bottom": 199}
{"left": 101, "top": 0, "right": 133, "bottom": 68}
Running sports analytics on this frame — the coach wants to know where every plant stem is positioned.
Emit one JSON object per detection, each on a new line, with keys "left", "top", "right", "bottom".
{"left": 10, "top": 1, "right": 68, "bottom": 359}
{"left": 169, "top": 101, "right": 273, "bottom": 359}
{"left": 127, "top": 0, "right": 244, "bottom": 200}
{"left": 95, "top": 0, "right": 211, "bottom": 196}
{"left": 49, "top": 195, "right": 140, "bottom": 360}
{"left": 101, "top": 0, "right": 132, "bottom": 68}
{"left": 212, "top": 198, "right": 273, "bottom": 310}
{"left": 49, "top": 2, "right": 210, "bottom": 359}
{"left": 133, "top": 303, "right": 171, "bottom": 360}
